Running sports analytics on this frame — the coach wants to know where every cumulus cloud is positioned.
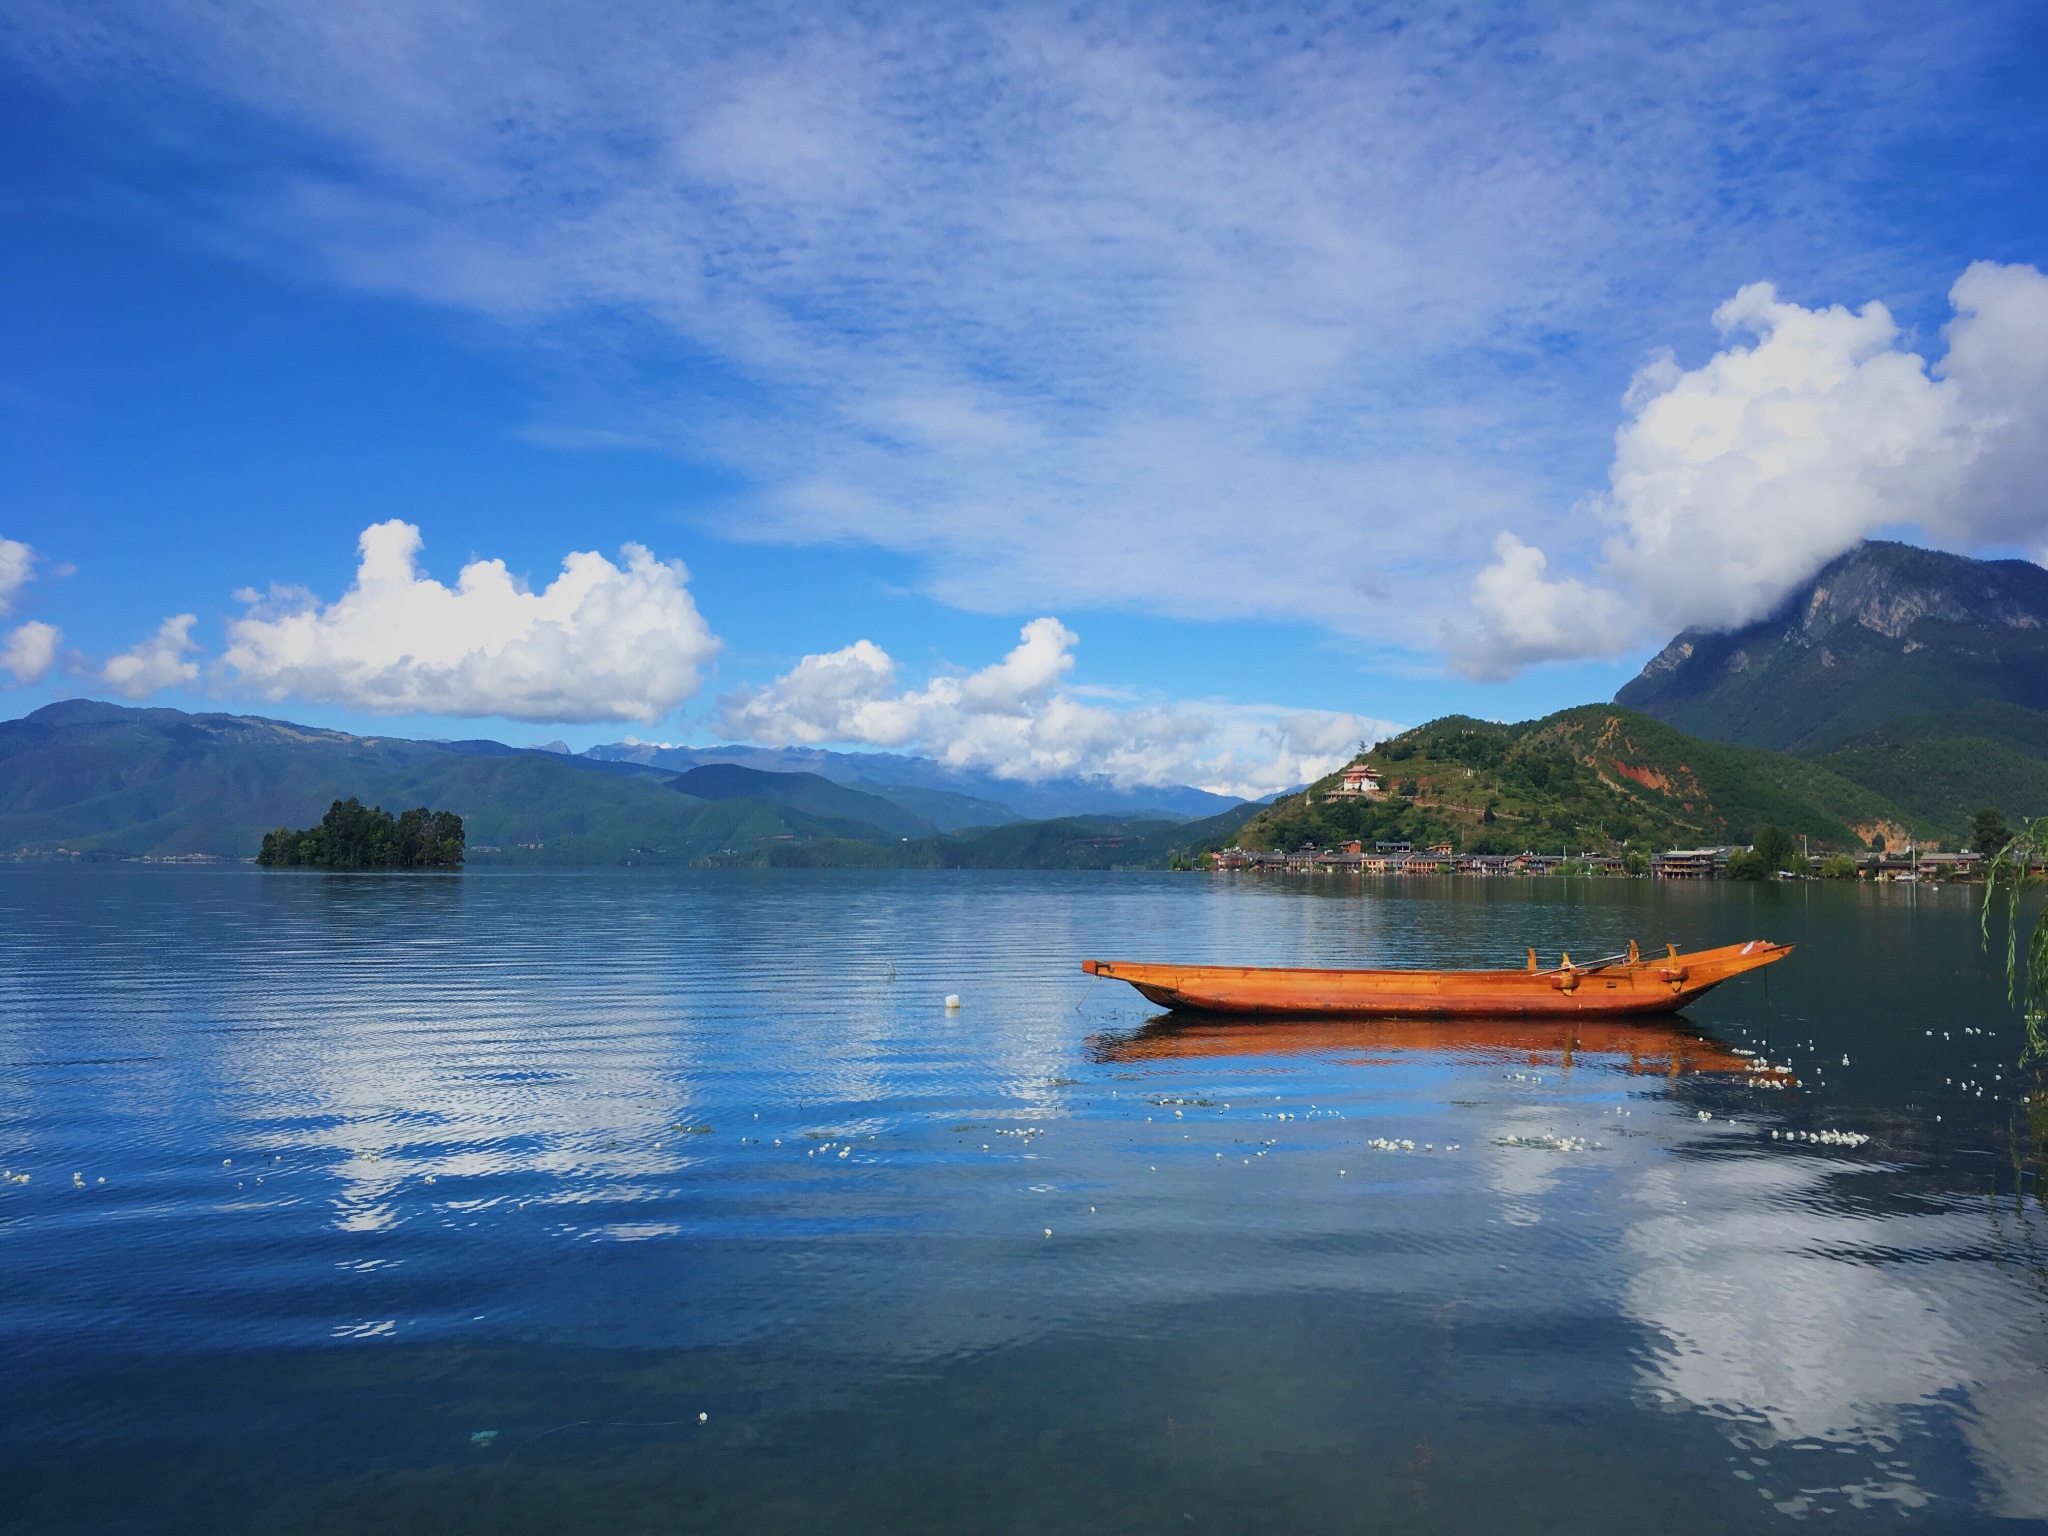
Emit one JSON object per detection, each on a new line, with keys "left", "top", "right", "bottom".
{"left": 1455, "top": 262, "right": 2048, "bottom": 675}
{"left": 720, "top": 619, "right": 1396, "bottom": 796}
{"left": 101, "top": 614, "right": 201, "bottom": 698}
{"left": 1939, "top": 260, "right": 2048, "bottom": 543}
{"left": 1457, "top": 534, "right": 1639, "bottom": 681}
{"left": 2, "top": 620, "right": 60, "bottom": 685}
{"left": 0, "top": 535, "right": 62, "bottom": 685}
{"left": 220, "top": 521, "right": 720, "bottom": 723}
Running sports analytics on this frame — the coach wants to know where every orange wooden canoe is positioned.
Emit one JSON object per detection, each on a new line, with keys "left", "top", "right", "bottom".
{"left": 1080, "top": 939, "right": 1791, "bottom": 1018}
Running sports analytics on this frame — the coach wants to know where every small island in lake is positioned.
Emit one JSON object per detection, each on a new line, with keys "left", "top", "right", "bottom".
{"left": 258, "top": 798, "right": 465, "bottom": 870}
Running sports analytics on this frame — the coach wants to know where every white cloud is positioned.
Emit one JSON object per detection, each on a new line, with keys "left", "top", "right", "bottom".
{"left": 1938, "top": 260, "right": 2048, "bottom": 546}
{"left": 2, "top": 620, "right": 60, "bottom": 685}
{"left": 720, "top": 619, "right": 1396, "bottom": 796}
{"left": 219, "top": 521, "right": 721, "bottom": 723}
{"left": 1603, "top": 281, "right": 1971, "bottom": 629}
{"left": 1456, "top": 262, "right": 2048, "bottom": 675}
{"left": 718, "top": 637, "right": 915, "bottom": 748}
{"left": 3, "top": 4, "right": 2015, "bottom": 653}
{"left": 0, "top": 536, "right": 35, "bottom": 616}
{"left": 0, "top": 535, "right": 60, "bottom": 685}
{"left": 1453, "top": 533, "right": 1640, "bottom": 680}
{"left": 101, "top": 614, "right": 200, "bottom": 698}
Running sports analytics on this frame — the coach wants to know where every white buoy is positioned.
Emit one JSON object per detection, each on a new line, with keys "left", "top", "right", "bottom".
{"left": 945, "top": 994, "right": 961, "bottom": 1010}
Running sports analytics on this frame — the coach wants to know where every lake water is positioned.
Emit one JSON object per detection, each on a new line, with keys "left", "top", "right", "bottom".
{"left": 4, "top": 867, "right": 2047, "bottom": 1533}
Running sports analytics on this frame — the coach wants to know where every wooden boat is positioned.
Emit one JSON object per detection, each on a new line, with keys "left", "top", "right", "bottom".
{"left": 1080, "top": 939, "right": 1791, "bottom": 1018}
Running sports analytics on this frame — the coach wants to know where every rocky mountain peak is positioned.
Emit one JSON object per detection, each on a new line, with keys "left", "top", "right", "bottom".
{"left": 1781, "top": 542, "right": 2048, "bottom": 641}
{"left": 1616, "top": 540, "right": 2048, "bottom": 752}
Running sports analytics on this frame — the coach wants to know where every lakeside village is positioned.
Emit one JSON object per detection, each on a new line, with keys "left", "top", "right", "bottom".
{"left": 1209, "top": 764, "right": 1991, "bottom": 882}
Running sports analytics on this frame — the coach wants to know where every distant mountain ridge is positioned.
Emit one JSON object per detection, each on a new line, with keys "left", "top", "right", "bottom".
{"left": 1617, "top": 540, "right": 2048, "bottom": 752}
{"left": 0, "top": 700, "right": 872, "bottom": 861}
{"left": 0, "top": 701, "right": 1248, "bottom": 868}
{"left": 582, "top": 740, "right": 1245, "bottom": 823}
{"left": 665, "top": 763, "right": 934, "bottom": 839}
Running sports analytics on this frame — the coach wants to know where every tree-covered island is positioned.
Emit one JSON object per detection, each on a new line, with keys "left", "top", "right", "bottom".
{"left": 258, "top": 798, "right": 465, "bottom": 870}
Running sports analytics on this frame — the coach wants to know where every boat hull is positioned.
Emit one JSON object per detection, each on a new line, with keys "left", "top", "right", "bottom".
{"left": 1080, "top": 940, "right": 1792, "bottom": 1018}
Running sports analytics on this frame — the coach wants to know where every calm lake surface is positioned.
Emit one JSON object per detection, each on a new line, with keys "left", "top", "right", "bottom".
{"left": 5, "top": 867, "right": 2048, "bottom": 1533}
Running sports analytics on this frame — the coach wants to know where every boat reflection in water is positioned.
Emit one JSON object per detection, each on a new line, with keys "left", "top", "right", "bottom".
{"left": 1087, "top": 1013, "right": 1794, "bottom": 1081}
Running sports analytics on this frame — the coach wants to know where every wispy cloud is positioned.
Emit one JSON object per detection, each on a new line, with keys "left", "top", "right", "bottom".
{"left": 7, "top": 1, "right": 2018, "bottom": 660}
{"left": 720, "top": 619, "right": 1397, "bottom": 796}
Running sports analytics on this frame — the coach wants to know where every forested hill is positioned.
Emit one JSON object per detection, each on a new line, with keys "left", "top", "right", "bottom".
{"left": 1221, "top": 706, "right": 1927, "bottom": 857}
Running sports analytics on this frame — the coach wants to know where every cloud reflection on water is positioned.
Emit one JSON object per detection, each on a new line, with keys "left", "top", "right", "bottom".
{"left": 1093, "top": 1008, "right": 2048, "bottom": 1516}
{"left": 1622, "top": 1135, "right": 2048, "bottom": 1517}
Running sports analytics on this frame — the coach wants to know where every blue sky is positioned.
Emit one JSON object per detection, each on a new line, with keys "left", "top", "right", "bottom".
{"left": 3, "top": 3, "right": 2045, "bottom": 794}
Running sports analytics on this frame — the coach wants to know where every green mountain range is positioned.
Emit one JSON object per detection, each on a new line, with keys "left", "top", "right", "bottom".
{"left": 0, "top": 700, "right": 867, "bottom": 863}
{"left": 0, "top": 700, "right": 1249, "bottom": 869}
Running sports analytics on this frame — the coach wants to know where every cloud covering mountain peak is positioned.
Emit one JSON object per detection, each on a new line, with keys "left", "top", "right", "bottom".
{"left": 1455, "top": 262, "right": 2048, "bottom": 677}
